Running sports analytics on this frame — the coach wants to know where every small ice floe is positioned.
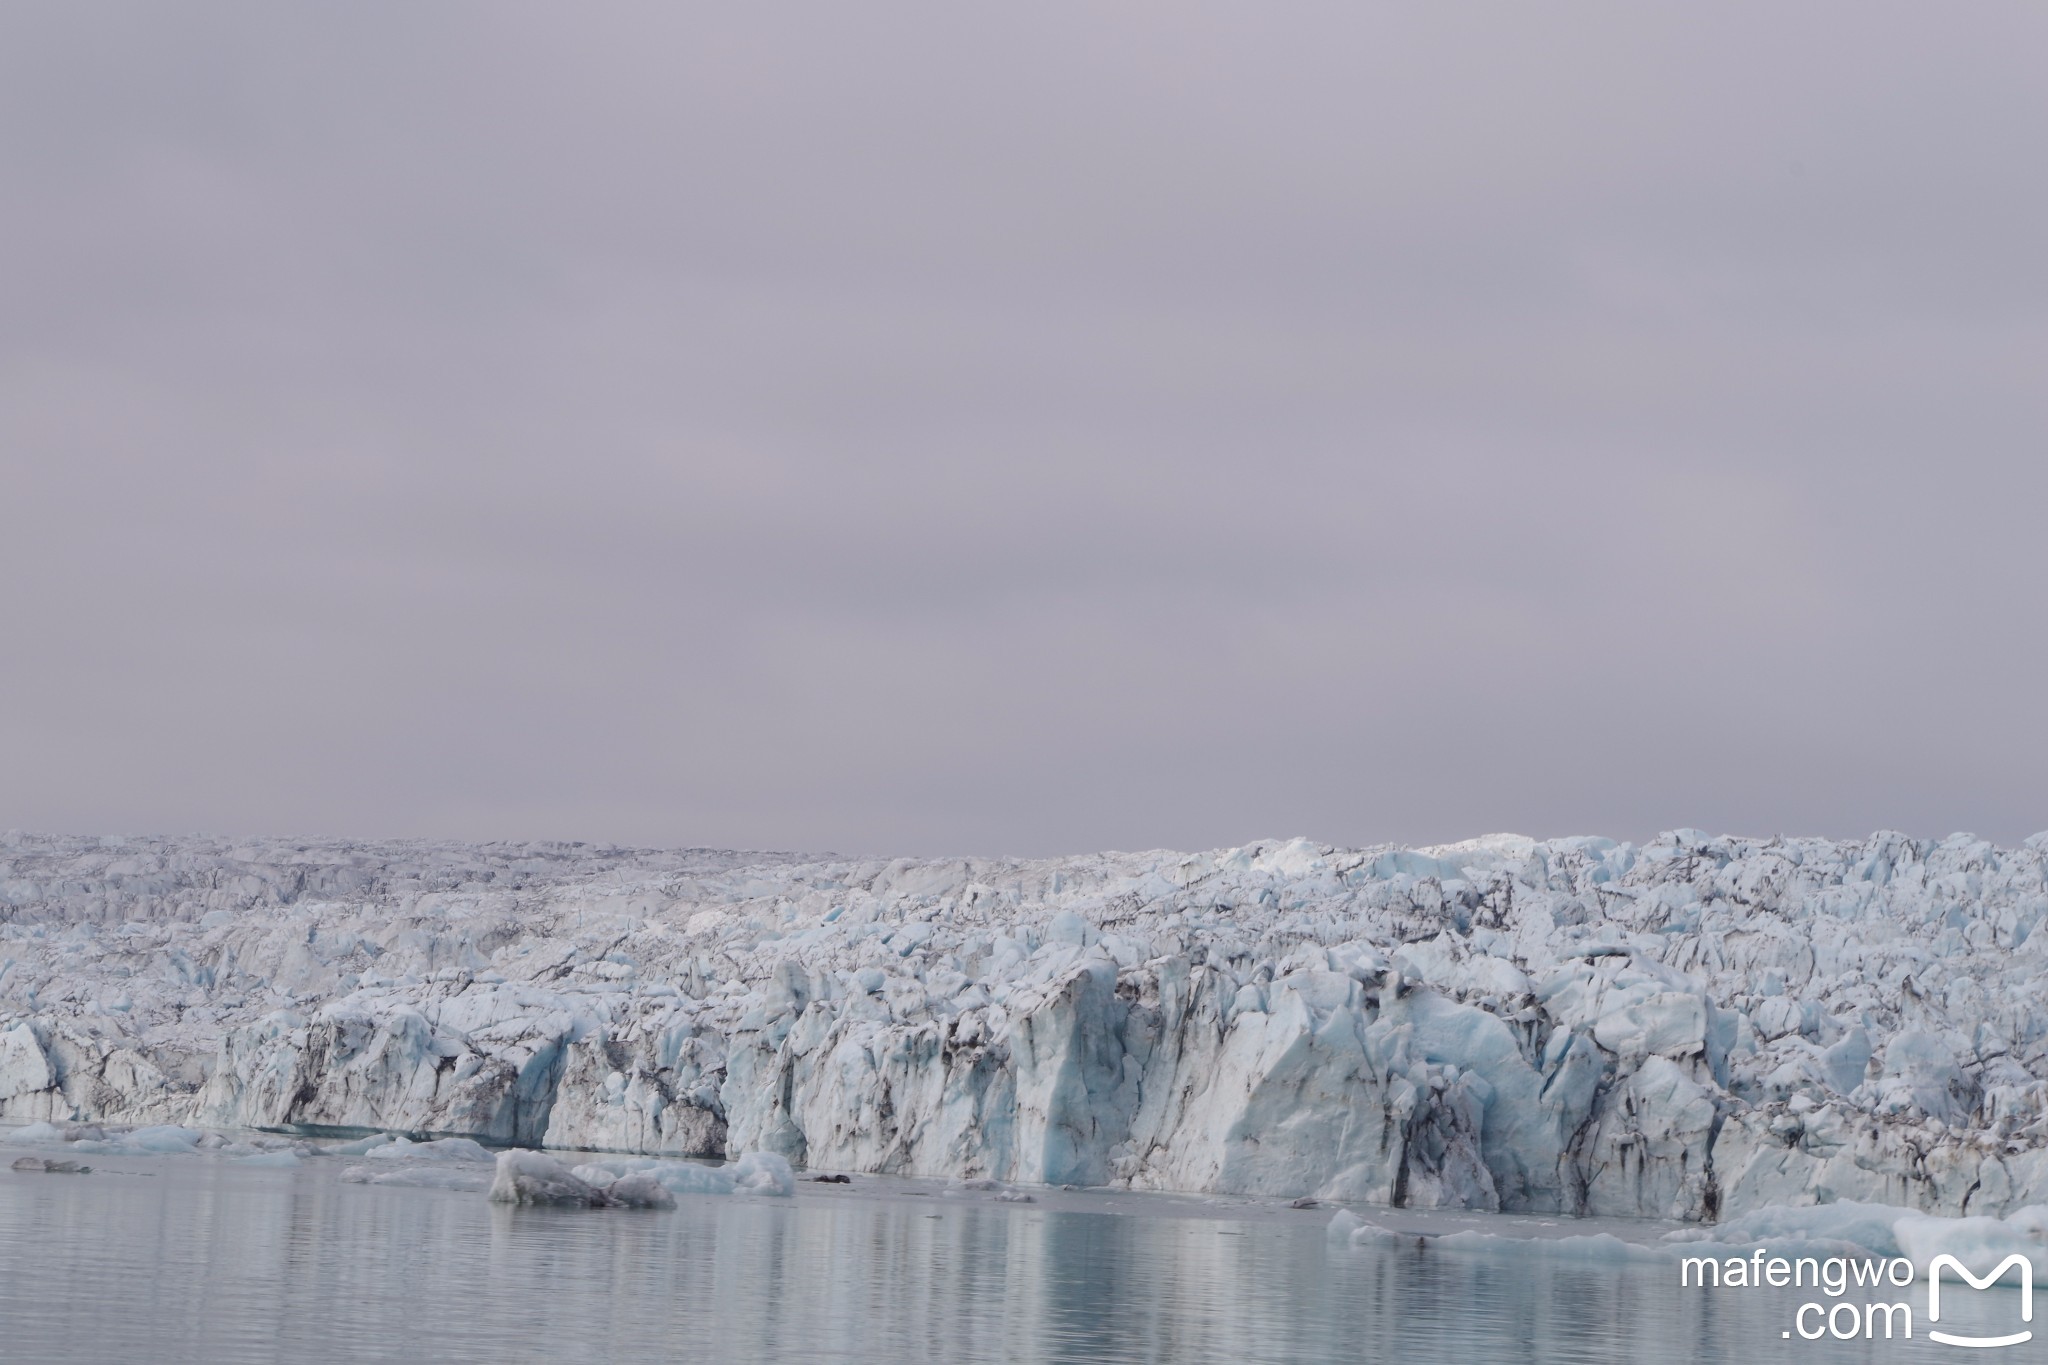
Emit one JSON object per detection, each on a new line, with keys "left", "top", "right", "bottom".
{"left": 11, "top": 1156, "right": 91, "bottom": 1174}
{"left": 14, "top": 1124, "right": 323, "bottom": 1161}
{"left": 949, "top": 1176, "right": 1033, "bottom": 1202}
{"left": 1326, "top": 1211, "right": 1672, "bottom": 1263}
{"left": 489, "top": 1150, "right": 796, "bottom": 1207}
{"left": 322, "top": 1134, "right": 400, "bottom": 1157}
{"left": 361, "top": 1136, "right": 494, "bottom": 1164}
{"left": 1663, "top": 1200, "right": 1909, "bottom": 1262}
{"left": 208, "top": 1136, "right": 317, "bottom": 1158}
{"left": 1326, "top": 1210, "right": 1401, "bottom": 1248}
{"left": 1895, "top": 1208, "right": 2048, "bottom": 1284}
{"left": 484, "top": 1151, "right": 674, "bottom": 1208}
{"left": 69, "top": 1126, "right": 206, "bottom": 1157}
{"left": 602, "top": 1173, "right": 677, "bottom": 1209}
{"left": 562, "top": 1160, "right": 676, "bottom": 1207}
{"left": 329, "top": 1135, "right": 497, "bottom": 1187}
{"left": 1327, "top": 1209, "right": 1664, "bottom": 1263}
{"left": 490, "top": 1150, "right": 612, "bottom": 1207}
{"left": 9, "top": 1121, "right": 274, "bottom": 1159}
{"left": 710, "top": 1152, "right": 798, "bottom": 1197}
{"left": 5, "top": 1121, "right": 171, "bottom": 1155}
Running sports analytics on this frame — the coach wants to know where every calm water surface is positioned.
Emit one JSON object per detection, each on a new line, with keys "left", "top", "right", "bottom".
{"left": 0, "top": 1148, "right": 2008, "bottom": 1363}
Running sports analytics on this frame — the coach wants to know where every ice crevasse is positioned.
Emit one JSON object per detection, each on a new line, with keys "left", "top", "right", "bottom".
{"left": 4, "top": 827, "right": 2048, "bottom": 1223}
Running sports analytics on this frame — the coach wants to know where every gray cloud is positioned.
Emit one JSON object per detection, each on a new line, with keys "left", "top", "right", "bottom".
{"left": 3, "top": 2, "right": 2044, "bottom": 855}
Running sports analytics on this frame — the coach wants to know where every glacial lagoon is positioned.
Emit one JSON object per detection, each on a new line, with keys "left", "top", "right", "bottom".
{"left": 1, "top": 1140, "right": 2017, "bottom": 1363}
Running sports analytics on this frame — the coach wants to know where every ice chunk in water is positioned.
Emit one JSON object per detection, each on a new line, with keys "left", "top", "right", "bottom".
{"left": 1665, "top": 1200, "right": 1911, "bottom": 1257}
{"left": 321, "top": 1134, "right": 399, "bottom": 1157}
{"left": 70, "top": 1126, "right": 206, "bottom": 1156}
{"left": 11, "top": 1156, "right": 90, "bottom": 1174}
{"left": 567, "top": 1157, "right": 667, "bottom": 1188}
{"left": 1326, "top": 1209, "right": 1399, "bottom": 1247}
{"left": 731, "top": 1152, "right": 795, "bottom": 1197}
{"left": 128, "top": 1126, "right": 205, "bottom": 1153}
{"left": 488, "top": 1150, "right": 609, "bottom": 1207}
{"left": 1896, "top": 1211, "right": 2048, "bottom": 1285}
{"left": 605, "top": 1173, "right": 677, "bottom": 1209}
{"left": 363, "top": 1137, "right": 494, "bottom": 1164}
{"left": 650, "top": 1162, "right": 738, "bottom": 1196}
{"left": 1668, "top": 1199, "right": 2048, "bottom": 1282}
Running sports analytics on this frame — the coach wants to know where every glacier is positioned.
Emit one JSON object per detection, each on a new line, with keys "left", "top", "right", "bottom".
{"left": 4, "top": 826, "right": 2048, "bottom": 1223}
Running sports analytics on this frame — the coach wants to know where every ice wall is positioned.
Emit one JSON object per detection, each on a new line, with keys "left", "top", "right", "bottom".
{"left": 4, "top": 828, "right": 2047, "bottom": 1220}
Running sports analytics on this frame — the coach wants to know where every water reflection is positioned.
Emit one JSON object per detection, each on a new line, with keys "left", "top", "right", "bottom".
{"left": 0, "top": 1160, "right": 2020, "bottom": 1362}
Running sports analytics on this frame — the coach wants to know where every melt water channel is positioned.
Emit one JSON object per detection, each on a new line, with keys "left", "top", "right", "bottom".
{"left": 0, "top": 1140, "right": 2017, "bottom": 1362}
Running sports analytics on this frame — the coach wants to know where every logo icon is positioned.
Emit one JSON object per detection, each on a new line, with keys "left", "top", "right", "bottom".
{"left": 1927, "top": 1254, "right": 2033, "bottom": 1349}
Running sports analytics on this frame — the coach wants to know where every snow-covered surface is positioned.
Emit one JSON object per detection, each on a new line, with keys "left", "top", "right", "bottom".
{"left": 5, "top": 827, "right": 2048, "bottom": 1222}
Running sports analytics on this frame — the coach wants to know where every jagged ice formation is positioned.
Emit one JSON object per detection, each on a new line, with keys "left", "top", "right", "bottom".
{"left": 4, "top": 827, "right": 2048, "bottom": 1222}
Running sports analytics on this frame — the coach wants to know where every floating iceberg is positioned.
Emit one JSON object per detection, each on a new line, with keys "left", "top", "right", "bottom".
{"left": 1327, "top": 1209, "right": 1401, "bottom": 1247}
{"left": 360, "top": 1136, "right": 494, "bottom": 1164}
{"left": 601, "top": 1172, "right": 676, "bottom": 1209}
{"left": 10, "top": 1155, "right": 90, "bottom": 1174}
{"left": 572, "top": 1150, "right": 793, "bottom": 1199}
{"left": 322, "top": 1134, "right": 399, "bottom": 1157}
{"left": 69, "top": 1125, "right": 205, "bottom": 1156}
{"left": 484, "top": 1148, "right": 724, "bottom": 1208}
{"left": 728, "top": 1151, "right": 797, "bottom": 1197}
{"left": 488, "top": 1150, "right": 609, "bottom": 1207}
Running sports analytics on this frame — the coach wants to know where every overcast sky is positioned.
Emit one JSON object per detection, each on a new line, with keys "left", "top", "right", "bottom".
{"left": 2, "top": 3, "right": 2043, "bottom": 857}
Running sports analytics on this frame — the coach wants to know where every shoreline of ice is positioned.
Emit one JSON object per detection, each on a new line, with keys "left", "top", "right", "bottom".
{"left": 5, "top": 828, "right": 2048, "bottom": 1224}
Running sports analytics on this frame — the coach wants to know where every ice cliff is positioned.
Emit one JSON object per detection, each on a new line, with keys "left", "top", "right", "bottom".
{"left": 4, "top": 827, "right": 2048, "bottom": 1222}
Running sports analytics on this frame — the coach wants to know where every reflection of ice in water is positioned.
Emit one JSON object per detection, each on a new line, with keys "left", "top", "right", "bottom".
{"left": 0, "top": 1156, "right": 2023, "bottom": 1362}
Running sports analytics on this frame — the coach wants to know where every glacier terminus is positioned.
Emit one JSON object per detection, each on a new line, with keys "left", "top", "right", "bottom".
{"left": 4, "top": 827, "right": 2047, "bottom": 1224}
